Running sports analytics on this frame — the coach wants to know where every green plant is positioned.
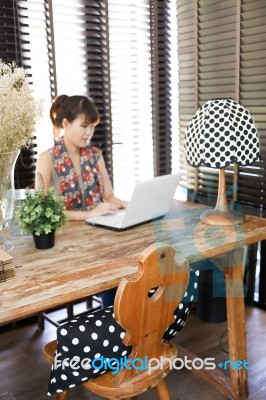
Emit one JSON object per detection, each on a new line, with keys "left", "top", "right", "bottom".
{"left": 16, "top": 188, "right": 68, "bottom": 235}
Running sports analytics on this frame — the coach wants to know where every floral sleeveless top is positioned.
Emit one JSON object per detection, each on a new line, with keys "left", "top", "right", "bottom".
{"left": 49, "top": 138, "right": 104, "bottom": 211}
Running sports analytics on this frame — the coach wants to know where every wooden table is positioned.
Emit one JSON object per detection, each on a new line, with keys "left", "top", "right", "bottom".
{"left": 1, "top": 200, "right": 266, "bottom": 400}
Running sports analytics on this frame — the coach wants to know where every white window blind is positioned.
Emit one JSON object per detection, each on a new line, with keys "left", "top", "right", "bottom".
{"left": 108, "top": 1, "right": 153, "bottom": 199}
{"left": 16, "top": 0, "right": 179, "bottom": 197}
{"left": 18, "top": 0, "right": 89, "bottom": 154}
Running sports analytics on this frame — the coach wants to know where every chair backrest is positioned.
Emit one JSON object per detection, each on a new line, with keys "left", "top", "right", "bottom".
{"left": 112, "top": 242, "right": 190, "bottom": 384}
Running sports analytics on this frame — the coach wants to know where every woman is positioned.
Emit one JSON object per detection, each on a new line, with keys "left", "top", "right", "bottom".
{"left": 35, "top": 94, "right": 127, "bottom": 220}
{"left": 36, "top": 94, "right": 126, "bottom": 306}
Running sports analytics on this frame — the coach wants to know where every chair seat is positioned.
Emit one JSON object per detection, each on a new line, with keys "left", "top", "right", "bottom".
{"left": 43, "top": 339, "right": 177, "bottom": 399}
{"left": 84, "top": 342, "right": 177, "bottom": 399}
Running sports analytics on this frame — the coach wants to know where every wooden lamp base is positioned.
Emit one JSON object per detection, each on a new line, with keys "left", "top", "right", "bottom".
{"left": 200, "top": 168, "right": 243, "bottom": 226}
{"left": 200, "top": 206, "right": 243, "bottom": 226}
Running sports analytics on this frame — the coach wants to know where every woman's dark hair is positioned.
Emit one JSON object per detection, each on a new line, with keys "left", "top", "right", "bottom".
{"left": 50, "top": 95, "right": 100, "bottom": 129}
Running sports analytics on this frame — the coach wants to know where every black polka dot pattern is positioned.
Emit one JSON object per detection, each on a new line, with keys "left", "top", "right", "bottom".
{"left": 184, "top": 98, "right": 260, "bottom": 168}
{"left": 47, "top": 269, "right": 199, "bottom": 396}
{"left": 47, "top": 307, "right": 131, "bottom": 396}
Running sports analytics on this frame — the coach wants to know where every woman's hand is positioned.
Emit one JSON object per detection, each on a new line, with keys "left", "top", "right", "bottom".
{"left": 65, "top": 202, "right": 122, "bottom": 221}
{"left": 91, "top": 202, "right": 122, "bottom": 216}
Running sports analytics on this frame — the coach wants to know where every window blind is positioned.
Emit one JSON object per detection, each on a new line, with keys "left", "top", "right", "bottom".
{"left": 80, "top": 1, "right": 113, "bottom": 180}
{"left": 0, "top": 0, "right": 37, "bottom": 188}
{"left": 177, "top": 0, "right": 199, "bottom": 193}
{"left": 239, "top": 1, "right": 266, "bottom": 307}
{"left": 178, "top": 0, "right": 239, "bottom": 205}
{"left": 0, "top": 0, "right": 22, "bottom": 63}
{"left": 150, "top": 0, "right": 173, "bottom": 177}
{"left": 238, "top": 0, "right": 266, "bottom": 213}
{"left": 15, "top": 0, "right": 177, "bottom": 198}
{"left": 195, "top": 0, "right": 239, "bottom": 206}
{"left": 178, "top": 0, "right": 265, "bottom": 215}
{"left": 106, "top": 1, "right": 153, "bottom": 197}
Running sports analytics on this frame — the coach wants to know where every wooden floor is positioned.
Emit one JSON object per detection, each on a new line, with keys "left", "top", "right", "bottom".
{"left": 0, "top": 304, "right": 266, "bottom": 400}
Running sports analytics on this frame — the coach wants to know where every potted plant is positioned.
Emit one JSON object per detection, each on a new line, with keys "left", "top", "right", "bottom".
{"left": 16, "top": 188, "right": 68, "bottom": 249}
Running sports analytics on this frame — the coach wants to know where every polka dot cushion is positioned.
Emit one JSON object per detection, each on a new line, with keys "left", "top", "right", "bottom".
{"left": 47, "top": 268, "right": 199, "bottom": 395}
{"left": 184, "top": 98, "right": 260, "bottom": 168}
{"left": 47, "top": 307, "right": 131, "bottom": 396}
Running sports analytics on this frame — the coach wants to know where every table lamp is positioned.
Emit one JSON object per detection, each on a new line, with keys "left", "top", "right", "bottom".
{"left": 184, "top": 98, "right": 260, "bottom": 226}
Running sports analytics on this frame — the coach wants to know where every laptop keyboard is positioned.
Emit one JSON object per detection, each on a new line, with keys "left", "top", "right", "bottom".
{"left": 87, "top": 210, "right": 126, "bottom": 227}
{"left": 102, "top": 210, "right": 125, "bottom": 225}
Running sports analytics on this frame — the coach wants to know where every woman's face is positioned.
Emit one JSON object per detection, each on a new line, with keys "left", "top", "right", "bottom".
{"left": 63, "top": 114, "right": 95, "bottom": 147}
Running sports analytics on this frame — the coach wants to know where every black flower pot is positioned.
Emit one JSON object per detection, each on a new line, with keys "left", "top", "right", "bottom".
{"left": 32, "top": 230, "right": 55, "bottom": 250}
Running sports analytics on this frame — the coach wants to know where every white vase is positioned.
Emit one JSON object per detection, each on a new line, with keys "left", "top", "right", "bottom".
{"left": 0, "top": 150, "right": 20, "bottom": 252}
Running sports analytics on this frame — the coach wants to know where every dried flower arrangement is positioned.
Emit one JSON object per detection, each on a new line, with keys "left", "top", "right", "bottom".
{"left": 0, "top": 60, "right": 42, "bottom": 229}
{"left": 0, "top": 59, "right": 42, "bottom": 152}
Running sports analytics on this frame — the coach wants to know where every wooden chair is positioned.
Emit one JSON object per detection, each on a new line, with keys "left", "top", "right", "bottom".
{"left": 43, "top": 243, "right": 190, "bottom": 399}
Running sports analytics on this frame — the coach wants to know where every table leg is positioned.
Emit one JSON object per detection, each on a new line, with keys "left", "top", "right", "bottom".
{"left": 175, "top": 248, "right": 249, "bottom": 400}
{"left": 224, "top": 247, "right": 249, "bottom": 400}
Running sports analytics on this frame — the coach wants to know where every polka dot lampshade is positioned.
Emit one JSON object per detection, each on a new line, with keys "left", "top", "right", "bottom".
{"left": 184, "top": 98, "right": 260, "bottom": 169}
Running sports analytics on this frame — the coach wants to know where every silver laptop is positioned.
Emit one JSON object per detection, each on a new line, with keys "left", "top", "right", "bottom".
{"left": 85, "top": 173, "right": 181, "bottom": 231}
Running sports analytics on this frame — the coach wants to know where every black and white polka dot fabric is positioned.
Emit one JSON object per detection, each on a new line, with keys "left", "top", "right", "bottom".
{"left": 184, "top": 98, "right": 260, "bottom": 168}
{"left": 47, "top": 268, "right": 199, "bottom": 396}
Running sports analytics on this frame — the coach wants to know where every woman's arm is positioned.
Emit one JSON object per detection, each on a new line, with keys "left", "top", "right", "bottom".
{"left": 97, "top": 155, "right": 128, "bottom": 209}
{"left": 67, "top": 155, "right": 128, "bottom": 220}
{"left": 35, "top": 151, "right": 54, "bottom": 191}
{"left": 35, "top": 151, "right": 127, "bottom": 221}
